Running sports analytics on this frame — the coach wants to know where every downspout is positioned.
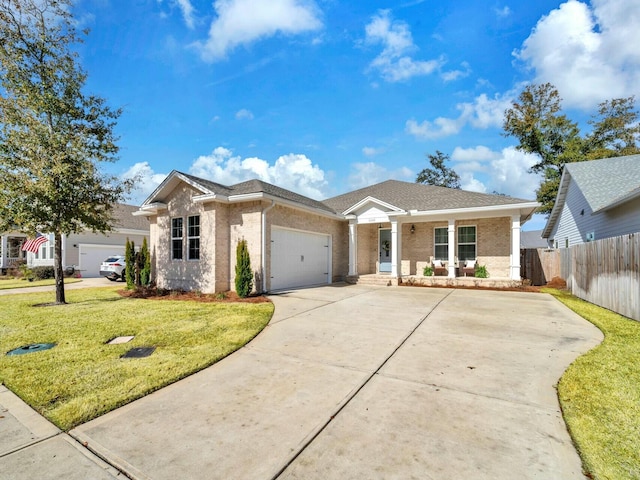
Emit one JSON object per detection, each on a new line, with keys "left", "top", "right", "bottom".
{"left": 261, "top": 200, "right": 276, "bottom": 293}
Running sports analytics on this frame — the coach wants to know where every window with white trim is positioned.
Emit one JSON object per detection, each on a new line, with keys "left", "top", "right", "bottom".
{"left": 171, "top": 217, "right": 183, "bottom": 260}
{"left": 187, "top": 215, "right": 200, "bottom": 260}
{"left": 457, "top": 225, "right": 476, "bottom": 261}
{"left": 434, "top": 227, "right": 448, "bottom": 261}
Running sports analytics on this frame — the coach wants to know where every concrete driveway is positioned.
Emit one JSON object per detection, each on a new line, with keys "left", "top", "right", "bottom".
{"left": 4, "top": 284, "right": 602, "bottom": 479}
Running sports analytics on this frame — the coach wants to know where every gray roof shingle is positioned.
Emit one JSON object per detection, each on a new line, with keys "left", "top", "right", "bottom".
{"left": 322, "top": 180, "right": 534, "bottom": 214}
{"left": 176, "top": 172, "right": 336, "bottom": 214}
{"left": 564, "top": 154, "right": 640, "bottom": 212}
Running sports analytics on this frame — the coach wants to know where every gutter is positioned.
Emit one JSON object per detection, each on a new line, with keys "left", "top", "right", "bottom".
{"left": 261, "top": 200, "right": 276, "bottom": 293}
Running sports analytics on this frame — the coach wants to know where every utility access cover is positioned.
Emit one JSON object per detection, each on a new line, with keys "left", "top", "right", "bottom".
{"left": 6, "top": 343, "right": 56, "bottom": 356}
{"left": 121, "top": 347, "right": 155, "bottom": 358}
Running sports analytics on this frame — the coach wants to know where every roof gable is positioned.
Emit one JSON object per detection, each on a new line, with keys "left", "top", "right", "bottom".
{"left": 543, "top": 154, "right": 640, "bottom": 237}
{"left": 322, "top": 179, "right": 535, "bottom": 214}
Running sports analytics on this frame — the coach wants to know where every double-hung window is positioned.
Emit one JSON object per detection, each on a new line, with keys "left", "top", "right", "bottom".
{"left": 457, "top": 225, "right": 476, "bottom": 261}
{"left": 171, "top": 218, "right": 183, "bottom": 260}
{"left": 187, "top": 215, "right": 200, "bottom": 260}
{"left": 434, "top": 227, "right": 448, "bottom": 261}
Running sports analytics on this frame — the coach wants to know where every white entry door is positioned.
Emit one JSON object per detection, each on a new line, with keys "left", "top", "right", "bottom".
{"left": 270, "top": 227, "right": 330, "bottom": 291}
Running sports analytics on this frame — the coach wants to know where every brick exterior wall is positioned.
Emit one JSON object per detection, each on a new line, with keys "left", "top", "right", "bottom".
{"left": 357, "top": 217, "right": 513, "bottom": 278}
{"left": 268, "top": 204, "right": 348, "bottom": 289}
{"left": 148, "top": 179, "right": 516, "bottom": 291}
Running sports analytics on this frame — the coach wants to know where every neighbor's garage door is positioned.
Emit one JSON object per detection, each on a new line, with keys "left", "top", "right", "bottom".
{"left": 79, "top": 244, "right": 126, "bottom": 277}
{"left": 270, "top": 227, "right": 330, "bottom": 291}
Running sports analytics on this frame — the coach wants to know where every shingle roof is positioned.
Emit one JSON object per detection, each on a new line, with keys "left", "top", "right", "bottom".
{"left": 322, "top": 180, "right": 534, "bottom": 214}
{"left": 564, "top": 154, "right": 640, "bottom": 212}
{"left": 231, "top": 179, "right": 336, "bottom": 213}
{"left": 175, "top": 172, "right": 336, "bottom": 214}
{"left": 112, "top": 203, "right": 150, "bottom": 231}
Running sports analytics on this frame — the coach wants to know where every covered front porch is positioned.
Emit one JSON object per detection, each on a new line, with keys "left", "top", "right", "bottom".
{"left": 345, "top": 209, "right": 526, "bottom": 285}
{"left": 0, "top": 234, "right": 27, "bottom": 273}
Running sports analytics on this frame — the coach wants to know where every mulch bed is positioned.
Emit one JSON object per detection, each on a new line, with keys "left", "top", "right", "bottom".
{"left": 118, "top": 287, "right": 271, "bottom": 304}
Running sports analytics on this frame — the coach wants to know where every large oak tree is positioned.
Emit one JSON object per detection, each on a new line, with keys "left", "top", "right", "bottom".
{"left": 0, "top": 0, "right": 133, "bottom": 304}
{"left": 503, "top": 83, "right": 640, "bottom": 214}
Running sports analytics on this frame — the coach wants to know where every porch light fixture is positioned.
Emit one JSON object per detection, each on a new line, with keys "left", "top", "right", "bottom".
{"left": 410, "top": 224, "right": 415, "bottom": 234}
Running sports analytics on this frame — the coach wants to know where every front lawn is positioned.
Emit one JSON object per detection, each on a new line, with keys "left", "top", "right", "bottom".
{"left": 0, "top": 286, "right": 273, "bottom": 430}
{"left": 546, "top": 288, "right": 640, "bottom": 480}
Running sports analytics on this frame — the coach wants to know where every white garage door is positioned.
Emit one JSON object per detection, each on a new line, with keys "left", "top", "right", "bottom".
{"left": 78, "top": 244, "right": 126, "bottom": 277}
{"left": 270, "top": 227, "right": 331, "bottom": 291}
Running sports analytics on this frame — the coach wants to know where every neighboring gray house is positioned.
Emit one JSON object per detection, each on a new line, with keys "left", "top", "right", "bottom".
{"left": 0, "top": 204, "right": 149, "bottom": 277}
{"left": 136, "top": 171, "right": 539, "bottom": 293}
{"left": 542, "top": 155, "right": 640, "bottom": 248}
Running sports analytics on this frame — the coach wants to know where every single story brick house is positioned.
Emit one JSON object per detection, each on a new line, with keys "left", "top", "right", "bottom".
{"left": 135, "top": 171, "right": 539, "bottom": 293}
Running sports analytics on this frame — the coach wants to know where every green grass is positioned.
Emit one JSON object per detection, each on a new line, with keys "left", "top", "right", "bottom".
{"left": 0, "top": 277, "right": 81, "bottom": 290}
{"left": 0, "top": 286, "right": 273, "bottom": 431}
{"left": 545, "top": 288, "right": 640, "bottom": 480}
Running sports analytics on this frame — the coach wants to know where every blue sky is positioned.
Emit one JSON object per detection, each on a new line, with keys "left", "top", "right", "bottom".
{"left": 73, "top": 0, "right": 640, "bottom": 230}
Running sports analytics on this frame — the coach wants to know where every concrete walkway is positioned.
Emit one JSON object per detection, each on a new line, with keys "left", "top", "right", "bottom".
{"left": 0, "top": 276, "right": 114, "bottom": 296}
{"left": 0, "top": 285, "right": 602, "bottom": 479}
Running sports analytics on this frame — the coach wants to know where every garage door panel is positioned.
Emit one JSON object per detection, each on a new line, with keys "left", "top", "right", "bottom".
{"left": 79, "top": 245, "right": 125, "bottom": 277}
{"left": 271, "top": 227, "right": 330, "bottom": 291}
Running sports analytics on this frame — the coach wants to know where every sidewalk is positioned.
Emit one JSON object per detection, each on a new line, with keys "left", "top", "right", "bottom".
{"left": 0, "top": 385, "right": 121, "bottom": 480}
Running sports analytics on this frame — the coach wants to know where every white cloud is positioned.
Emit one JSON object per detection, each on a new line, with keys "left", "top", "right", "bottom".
{"left": 188, "top": 147, "right": 328, "bottom": 199}
{"left": 122, "top": 162, "right": 169, "bottom": 205}
{"left": 348, "top": 162, "right": 413, "bottom": 190}
{"left": 235, "top": 108, "right": 254, "bottom": 120}
{"left": 441, "top": 61, "right": 471, "bottom": 82}
{"left": 406, "top": 90, "right": 515, "bottom": 140}
{"left": 495, "top": 6, "right": 512, "bottom": 18}
{"left": 194, "top": 0, "right": 322, "bottom": 62}
{"left": 450, "top": 145, "right": 539, "bottom": 198}
{"left": 362, "top": 146, "right": 385, "bottom": 156}
{"left": 364, "top": 10, "right": 444, "bottom": 82}
{"left": 175, "top": 0, "right": 195, "bottom": 29}
{"left": 516, "top": 0, "right": 640, "bottom": 109}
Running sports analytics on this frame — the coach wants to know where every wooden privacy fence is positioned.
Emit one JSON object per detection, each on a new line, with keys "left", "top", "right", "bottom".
{"left": 520, "top": 248, "right": 561, "bottom": 286}
{"left": 560, "top": 233, "right": 640, "bottom": 322}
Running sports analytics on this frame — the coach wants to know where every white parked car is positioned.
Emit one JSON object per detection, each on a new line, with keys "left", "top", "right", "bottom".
{"left": 99, "top": 255, "right": 126, "bottom": 281}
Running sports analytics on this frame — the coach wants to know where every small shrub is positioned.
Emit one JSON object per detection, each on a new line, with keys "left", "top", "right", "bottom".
{"left": 32, "top": 266, "right": 55, "bottom": 280}
{"left": 475, "top": 265, "right": 489, "bottom": 278}
{"left": 235, "top": 239, "right": 253, "bottom": 298}
{"left": 125, "top": 238, "right": 136, "bottom": 289}
{"left": 140, "top": 237, "right": 151, "bottom": 286}
{"left": 215, "top": 292, "right": 227, "bottom": 300}
{"left": 423, "top": 266, "right": 434, "bottom": 276}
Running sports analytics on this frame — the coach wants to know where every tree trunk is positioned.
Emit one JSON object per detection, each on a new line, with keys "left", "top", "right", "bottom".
{"left": 54, "top": 232, "right": 66, "bottom": 304}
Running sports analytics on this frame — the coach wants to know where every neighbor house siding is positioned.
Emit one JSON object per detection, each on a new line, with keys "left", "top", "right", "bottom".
{"left": 551, "top": 178, "right": 640, "bottom": 248}
{"left": 551, "top": 177, "right": 592, "bottom": 247}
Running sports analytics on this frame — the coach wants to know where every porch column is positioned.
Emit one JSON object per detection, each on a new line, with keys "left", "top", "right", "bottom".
{"left": 447, "top": 219, "right": 456, "bottom": 278}
{"left": 0, "top": 235, "right": 6, "bottom": 269}
{"left": 390, "top": 218, "right": 401, "bottom": 278}
{"left": 511, "top": 214, "right": 521, "bottom": 280}
{"left": 348, "top": 219, "right": 358, "bottom": 276}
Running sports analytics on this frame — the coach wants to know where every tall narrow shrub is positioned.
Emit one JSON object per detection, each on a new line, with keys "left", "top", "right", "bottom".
{"left": 235, "top": 239, "right": 253, "bottom": 298}
{"left": 125, "top": 238, "right": 136, "bottom": 289}
{"left": 140, "top": 237, "right": 151, "bottom": 286}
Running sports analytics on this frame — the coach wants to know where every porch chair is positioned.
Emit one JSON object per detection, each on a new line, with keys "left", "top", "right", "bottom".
{"left": 461, "top": 259, "right": 476, "bottom": 277}
{"left": 430, "top": 257, "right": 448, "bottom": 276}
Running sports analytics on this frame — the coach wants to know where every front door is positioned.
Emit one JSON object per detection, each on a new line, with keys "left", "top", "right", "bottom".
{"left": 379, "top": 229, "right": 391, "bottom": 273}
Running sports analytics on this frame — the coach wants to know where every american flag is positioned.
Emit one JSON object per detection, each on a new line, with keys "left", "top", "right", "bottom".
{"left": 21, "top": 233, "right": 49, "bottom": 254}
